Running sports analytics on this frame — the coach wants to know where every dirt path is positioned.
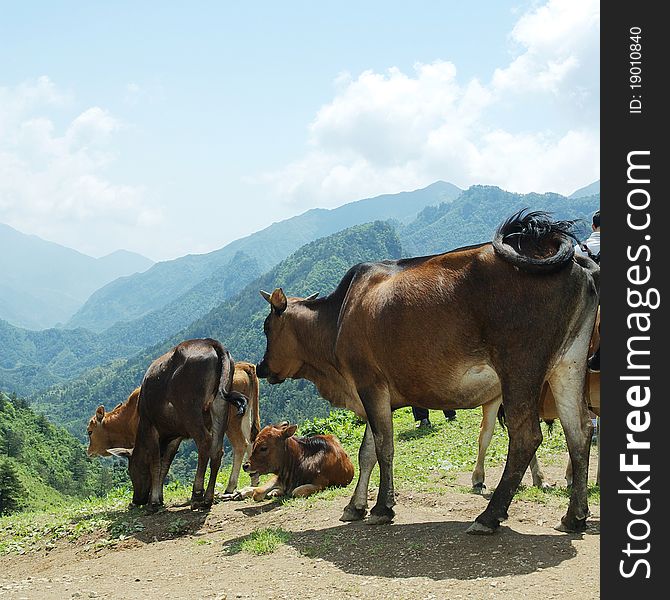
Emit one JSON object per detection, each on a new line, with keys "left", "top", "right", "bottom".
{"left": 0, "top": 464, "right": 599, "bottom": 600}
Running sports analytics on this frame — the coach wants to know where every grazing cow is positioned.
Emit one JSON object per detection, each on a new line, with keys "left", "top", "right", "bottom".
{"left": 86, "top": 362, "right": 261, "bottom": 496}
{"left": 256, "top": 211, "right": 599, "bottom": 534}
{"left": 235, "top": 422, "right": 354, "bottom": 501}
{"left": 108, "top": 338, "right": 248, "bottom": 510}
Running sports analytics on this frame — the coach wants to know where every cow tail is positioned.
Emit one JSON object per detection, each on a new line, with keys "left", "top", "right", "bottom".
{"left": 497, "top": 404, "right": 506, "bottom": 430}
{"left": 246, "top": 363, "right": 261, "bottom": 443}
{"left": 208, "top": 339, "right": 248, "bottom": 417}
{"left": 492, "top": 209, "right": 578, "bottom": 274}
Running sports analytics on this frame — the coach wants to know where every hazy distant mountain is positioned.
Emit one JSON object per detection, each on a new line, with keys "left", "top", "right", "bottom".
{"left": 569, "top": 180, "right": 600, "bottom": 198}
{"left": 65, "top": 181, "right": 461, "bottom": 332}
{"left": 0, "top": 224, "right": 153, "bottom": 330}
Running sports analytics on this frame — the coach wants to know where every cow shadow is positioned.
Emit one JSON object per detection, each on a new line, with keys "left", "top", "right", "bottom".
{"left": 69, "top": 503, "right": 211, "bottom": 545}
{"left": 233, "top": 498, "right": 285, "bottom": 517}
{"left": 277, "top": 519, "right": 599, "bottom": 581}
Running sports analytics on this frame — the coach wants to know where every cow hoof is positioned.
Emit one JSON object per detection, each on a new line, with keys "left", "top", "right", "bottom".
{"left": 366, "top": 514, "right": 394, "bottom": 525}
{"left": 471, "top": 483, "right": 486, "bottom": 495}
{"left": 219, "top": 493, "right": 236, "bottom": 501}
{"left": 340, "top": 506, "right": 367, "bottom": 522}
{"left": 146, "top": 502, "right": 164, "bottom": 514}
{"left": 366, "top": 506, "right": 395, "bottom": 525}
{"left": 466, "top": 521, "right": 496, "bottom": 535}
{"left": 555, "top": 516, "right": 588, "bottom": 533}
{"left": 191, "top": 499, "right": 213, "bottom": 511}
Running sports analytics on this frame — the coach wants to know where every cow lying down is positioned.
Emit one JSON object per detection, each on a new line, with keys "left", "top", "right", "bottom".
{"left": 235, "top": 422, "right": 354, "bottom": 501}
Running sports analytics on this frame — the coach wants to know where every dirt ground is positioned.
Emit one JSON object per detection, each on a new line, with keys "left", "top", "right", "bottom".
{"left": 0, "top": 461, "right": 599, "bottom": 600}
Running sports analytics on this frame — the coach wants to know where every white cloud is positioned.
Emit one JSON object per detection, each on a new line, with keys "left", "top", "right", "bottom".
{"left": 0, "top": 77, "right": 163, "bottom": 256}
{"left": 260, "top": 0, "right": 599, "bottom": 207}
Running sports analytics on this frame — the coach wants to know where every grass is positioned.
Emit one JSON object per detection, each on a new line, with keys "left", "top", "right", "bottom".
{"left": 0, "top": 405, "right": 597, "bottom": 555}
{"left": 222, "top": 527, "right": 291, "bottom": 556}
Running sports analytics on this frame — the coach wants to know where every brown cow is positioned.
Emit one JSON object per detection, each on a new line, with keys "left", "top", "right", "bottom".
{"left": 256, "top": 211, "right": 599, "bottom": 534}
{"left": 107, "top": 338, "right": 248, "bottom": 510}
{"left": 234, "top": 422, "right": 354, "bottom": 501}
{"left": 86, "top": 362, "right": 261, "bottom": 497}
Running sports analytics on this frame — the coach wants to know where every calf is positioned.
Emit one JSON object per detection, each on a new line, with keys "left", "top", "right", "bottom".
{"left": 86, "top": 361, "right": 261, "bottom": 497}
{"left": 237, "top": 422, "right": 354, "bottom": 501}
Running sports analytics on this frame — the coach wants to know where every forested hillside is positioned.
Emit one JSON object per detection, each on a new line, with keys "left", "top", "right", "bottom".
{"left": 65, "top": 182, "right": 459, "bottom": 332}
{"left": 400, "top": 186, "right": 600, "bottom": 257}
{"left": 31, "top": 222, "right": 403, "bottom": 438}
{"left": 0, "top": 391, "right": 115, "bottom": 514}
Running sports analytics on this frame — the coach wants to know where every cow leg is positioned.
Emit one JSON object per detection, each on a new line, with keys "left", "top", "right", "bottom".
{"left": 472, "top": 397, "right": 501, "bottom": 493}
{"left": 190, "top": 428, "right": 213, "bottom": 509}
{"left": 158, "top": 438, "right": 182, "bottom": 504}
{"left": 548, "top": 359, "right": 593, "bottom": 533}
{"left": 292, "top": 484, "right": 324, "bottom": 497}
{"left": 147, "top": 429, "right": 164, "bottom": 510}
{"left": 528, "top": 453, "right": 548, "bottom": 488}
{"left": 341, "top": 423, "right": 376, "bottom": 522}
{"left": 565, "top": 455, "right": 574, "bottom": 487}
{"left": 468, "top": 377, "right": 544, "bottom": 535}
{"left": 202, "top": 397, "right": 230, "bottom": 507}
{"left": 222, "top": 441, "right": 246, "bottom": 496}
{"left": 362, "top": 392, "right": 395, "bottom": 525}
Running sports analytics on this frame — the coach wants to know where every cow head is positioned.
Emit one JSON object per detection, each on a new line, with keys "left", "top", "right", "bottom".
{"left": 243, "top": 422, "right": 298, "bottom": 476}
{"left": 86, "top": 405, "right": 111, "bottom": 457}
{"left": 86, "top": 388, "right": 141, "bottom": 457}
{"left": 256, "top": 288, "right": 318, "bottom": 384}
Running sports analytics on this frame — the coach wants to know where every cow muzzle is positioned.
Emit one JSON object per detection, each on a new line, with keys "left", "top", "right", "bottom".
{"left": 255, "top": 360, "right": 269, "bottom": 379}
{"left": 242, "top": 462, "right": 256, "bottom": 475}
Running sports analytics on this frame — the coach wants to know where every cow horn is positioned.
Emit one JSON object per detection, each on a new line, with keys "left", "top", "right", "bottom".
{"left": 260, "top": 290, "right": 272, "bottom": 303}
{"left": 96, "top": 405, "right": 105, "bottom": 422}
{"left": 107, "top": 447, "right": 133, "bottom": 459}
{"left": 304, "top": 292, "right": 319, "bottom": 301}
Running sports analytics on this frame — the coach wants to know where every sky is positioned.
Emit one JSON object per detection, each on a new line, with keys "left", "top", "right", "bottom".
{"left": 0, "top": 0, "right": 599, "bottom": 262}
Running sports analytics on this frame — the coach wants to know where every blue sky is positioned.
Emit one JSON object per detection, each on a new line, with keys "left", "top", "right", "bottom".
{"left": 0, "top": 1, "right": 599, "bottom": 261}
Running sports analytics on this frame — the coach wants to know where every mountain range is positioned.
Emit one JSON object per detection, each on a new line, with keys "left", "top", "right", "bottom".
{"left": 65, "top": 181, "right": 462, "bottom": 332}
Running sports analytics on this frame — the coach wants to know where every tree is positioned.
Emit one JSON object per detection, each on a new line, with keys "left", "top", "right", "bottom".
{"left": 0, "top": 458, "right": 25, "bottom": 515}
{"left": 1, "top": 426, "right": 24, "bottom": 458}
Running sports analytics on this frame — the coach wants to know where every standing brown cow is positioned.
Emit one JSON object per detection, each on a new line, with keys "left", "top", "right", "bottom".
{"left": 256, "top": 211, "right": 599, "bottom": 534}
{"left": 108, "top": 338, "right": 248, "bottom": 510}
{"left": 87, "top": 362, "right": 261, "bottom": 497}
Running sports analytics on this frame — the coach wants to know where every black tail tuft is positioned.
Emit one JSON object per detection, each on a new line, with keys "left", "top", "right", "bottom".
{"left": 543, "top": 419, "right": 555, "bottom": 434}
{"left": 493, "top": 209, "right": 579, "bottom": 273}
{"left": 225, "top": 390, "right": 248, "bottom": 417}
{"left": 497, "top": 404, "right": 506, "bottom": 430}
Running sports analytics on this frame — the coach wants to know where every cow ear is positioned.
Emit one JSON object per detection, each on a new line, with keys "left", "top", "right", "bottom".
{"left": 96, "top": 405, "right": 105, "bottom": 422}
{"left": 282, "top": 424, "right": 298, "bottom": 438}
{"left": 270, "top": 288, "right": 288, "bottom": 315}
{"left": 304, "top": 292, "right": 319, "bottom": 301}
{"left": 259, "top": 290, "right": 272, "bottom": 303}
{"left": 108, "top": 447, "right": 133, "bottom": 459}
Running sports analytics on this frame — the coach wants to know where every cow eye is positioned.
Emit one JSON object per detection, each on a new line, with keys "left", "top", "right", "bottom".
{"left": 259, "top": 446, "right": 268, "bottom": 452}
{"left": 87, "top": 430, "right": 92, "bottom": 437}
